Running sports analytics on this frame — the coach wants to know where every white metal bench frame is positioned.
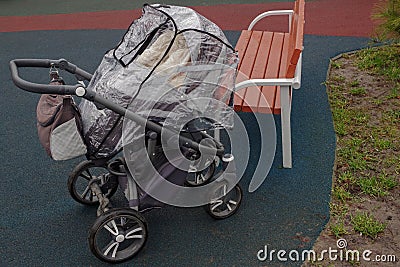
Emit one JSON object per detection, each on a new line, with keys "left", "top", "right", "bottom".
{"left": 235, "top": 10, "right": 303, "bottom": 169}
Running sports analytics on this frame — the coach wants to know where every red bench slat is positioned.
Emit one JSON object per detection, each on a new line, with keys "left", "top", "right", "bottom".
{"left": 274, "top": 33, "right": 291, "bottom": 114}
{"left": 235, "top": 30, "right": 252, "bottom": 69}
{"left": 242, "top": 31, "right": 273, "bottom": 113}
{"left": 258, "top": 32, "right": 284, "bottom": 113}
{"left": 234, "top": 31, "right": 262, "bottom": 111}
{"left": 233, "top": 30, "right": 252, "bottom": 111}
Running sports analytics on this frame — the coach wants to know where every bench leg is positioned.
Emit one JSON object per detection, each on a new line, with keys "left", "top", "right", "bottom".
{"left": 280, "top": 85, "right": 292, "bottom": 168}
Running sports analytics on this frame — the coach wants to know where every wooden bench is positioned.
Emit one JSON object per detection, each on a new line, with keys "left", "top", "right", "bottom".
{"left": 234, "top": 0, "right": 305, "bottom": 168}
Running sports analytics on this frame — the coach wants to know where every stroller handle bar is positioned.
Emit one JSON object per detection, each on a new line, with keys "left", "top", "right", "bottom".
{"left": 9, "top": 58, "right": 225, "bottom": 157}
{"left": 9, "top": 58, "right": 93, "bottom": 95}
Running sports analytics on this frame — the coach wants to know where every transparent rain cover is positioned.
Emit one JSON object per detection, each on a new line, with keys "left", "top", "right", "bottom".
{"left": 79, "top": 4, "right": 238, "bottom": 159}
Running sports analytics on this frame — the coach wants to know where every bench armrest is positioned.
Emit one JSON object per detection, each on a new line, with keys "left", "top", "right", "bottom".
{"left": 235, "top": 52, "right": 302, "bottom": 91}
{"left": 293, "top": 53, "right": 302, "bottom": 89}
{"left": 248, "top": 10, "right": 294, "bottom": 31}
{"left": 235, "top": 78, "right": 296, "bottom": 91}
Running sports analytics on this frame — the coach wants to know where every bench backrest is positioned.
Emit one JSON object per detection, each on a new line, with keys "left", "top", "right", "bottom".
{"left": 286, "top": 0, "right": 305, "bottom": 78}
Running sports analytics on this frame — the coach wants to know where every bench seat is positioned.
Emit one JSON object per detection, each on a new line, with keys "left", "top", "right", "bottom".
{"left": 234, "top": 30, "right": 292, "bottom": 114}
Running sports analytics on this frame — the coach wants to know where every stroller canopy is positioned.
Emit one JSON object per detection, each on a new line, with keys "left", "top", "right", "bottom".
{"left": 80, "top": 4, "right": 238, "bottom": 159}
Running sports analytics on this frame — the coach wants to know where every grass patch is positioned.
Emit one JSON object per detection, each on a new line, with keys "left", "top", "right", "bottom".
{"left": 330, "top": 59, "right": 342, "bottom": 69}
{"left": 330, "top": 202, "right": 349, "bottom": 218}
{"left": 351, "top": 212, "right": 386, "bottom": 239}
{"left": 356, "top": 44, "right": 400, "bottom": 82}
{"left": 348, "top": 153, "right": 369, "bottom": 171}
{"left": 382, "top": 155, "right": 400, "bottom": 171}
{"left": 349, "top": 79, "right": 360, "bottom": 87}
{"left": 374, "top": 138, "right": 393, "bottom": 150}
{"left": 338, "top": 171, "right": 357, "bottom": 185}
{"left": 388, "top": 85, "right": 399, "bottom": 99}
{"left": 337, "top": 146, "right": 370, "bottom": 171}
{"left": 331, "top": 75, "right": 346, "bottom": 83}
{"left": 330, "top": 221, "right": 349, "bottom": 238}
{"left": 332, "top": 186, "right": 352, "bottom": 202}
{"left": 357, "top": 174, "right": 398, "bottom": 197}
{"left": 349, "top": 87, "right": 366, "bottom": 96}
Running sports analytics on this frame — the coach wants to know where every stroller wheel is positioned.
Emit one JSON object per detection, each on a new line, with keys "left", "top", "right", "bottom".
{"left": 185, "top": 160, "right": 216, "bottom": 187}
{"left": 68, "top": 160, "right": 118, "bottom": 205}
{"left": 206, "top": 184, "right": 242, "bottom": 220}
{"left": 89, "top": 208, "right": 148, "bottom": 263}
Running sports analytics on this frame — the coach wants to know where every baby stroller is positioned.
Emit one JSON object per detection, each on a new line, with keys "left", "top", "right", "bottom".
{"left": 10, "top": 4, "right": 242, "bottom": 263}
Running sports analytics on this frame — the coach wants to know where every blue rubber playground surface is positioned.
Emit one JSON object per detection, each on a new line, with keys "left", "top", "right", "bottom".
{"left": 0, "top": 1, "right": 373, "bottom": 266}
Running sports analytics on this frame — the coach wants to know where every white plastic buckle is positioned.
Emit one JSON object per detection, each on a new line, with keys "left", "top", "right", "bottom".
{"left": 75, "top": 86, "right": 86, "bottom": 97}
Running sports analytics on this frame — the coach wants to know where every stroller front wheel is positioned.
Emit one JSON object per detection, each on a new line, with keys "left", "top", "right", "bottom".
{"left": 68, "top": 160, "right": 118, "bottom": 205}
{"left": 206, "top": 184, "right": 243, "bottom": 220}
{"left": 185, "top": 160, "right": 216, "bottom": 187}
{"left": 88, "top": 208, "right": 148, "bottom": 263}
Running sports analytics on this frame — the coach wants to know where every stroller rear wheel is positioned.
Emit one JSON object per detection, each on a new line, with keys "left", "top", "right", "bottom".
{"left": 68, "top": 160, "right": 118, "bottom": 205}
{"left": 89, "top": 208, "right": 148, "bottom": 263}
{"left": 206, "top": 184, "right": 242, "bottom": 219}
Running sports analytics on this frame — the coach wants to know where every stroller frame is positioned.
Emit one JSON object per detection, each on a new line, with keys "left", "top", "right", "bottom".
{"left": 10, "top": 58, "right": 243, "bottom": 263}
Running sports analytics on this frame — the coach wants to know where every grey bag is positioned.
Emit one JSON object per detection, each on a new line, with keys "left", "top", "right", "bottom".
{"left": 36, "top": 82, "right": 87, "bottom": 160}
